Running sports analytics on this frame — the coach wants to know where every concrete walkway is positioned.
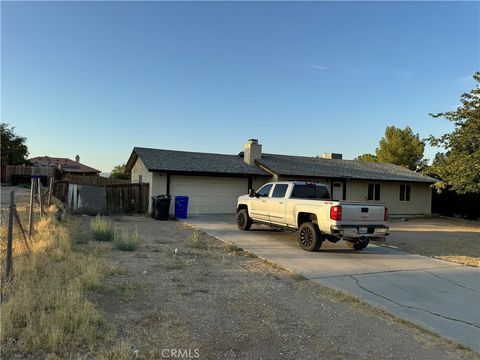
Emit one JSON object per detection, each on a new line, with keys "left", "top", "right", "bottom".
{"left": 184, "top": 214, "right": 480, "bottom": 352}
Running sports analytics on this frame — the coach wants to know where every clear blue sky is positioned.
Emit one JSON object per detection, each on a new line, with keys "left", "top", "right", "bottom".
{"left": 2, "top": 1, "right": 479, "bottom": 173}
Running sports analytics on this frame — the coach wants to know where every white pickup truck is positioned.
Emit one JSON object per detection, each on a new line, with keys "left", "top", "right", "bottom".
{"left": 236, "top": 181, "right": 389, "bottom": 251}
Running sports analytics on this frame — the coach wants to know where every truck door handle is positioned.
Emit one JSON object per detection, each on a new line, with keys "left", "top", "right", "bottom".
{"left": 262, "top": 200, "right": 266, "bottom": 203}
{"left": 278, "top": 201, "right": 284, "bottom": 204}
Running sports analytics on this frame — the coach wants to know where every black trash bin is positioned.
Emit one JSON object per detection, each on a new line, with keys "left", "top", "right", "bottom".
{"left": 153, "top": 195, "right": 171, "bottom": 221}
{"left": 151, "top": 197, "right": 158, "bottom": 219}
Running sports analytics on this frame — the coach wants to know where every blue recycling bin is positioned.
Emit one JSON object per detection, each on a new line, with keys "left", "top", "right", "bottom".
{"left": 174, "top": 196, "right": 189, "bottom": 219}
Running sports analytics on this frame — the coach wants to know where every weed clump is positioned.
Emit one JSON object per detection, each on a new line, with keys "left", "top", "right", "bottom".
{"left": 114, "top": 228, "right": 140, "bottom": 251}
{"left": 186, "top": 231, "right": 208, "bottom": 250}
{"left": 90, "top": 215, "right": 114, "bottom": 241}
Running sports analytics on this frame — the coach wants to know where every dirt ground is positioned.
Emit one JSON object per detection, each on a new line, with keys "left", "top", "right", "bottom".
{"left": 375, "top": 217, "right": 480, "bottom": 266}
{"left": 75, "top": 215, "right": 478, "bottom": 360}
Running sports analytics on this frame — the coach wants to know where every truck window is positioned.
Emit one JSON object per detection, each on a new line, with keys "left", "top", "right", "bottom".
{"left": 291, "top": 185, "right": 330, "bottom": 199}
{"left": 272, "top": 184, "right": 288, "bottom": 198}
{"left": 256, "top": 184, "right": 273, "bottom": 197}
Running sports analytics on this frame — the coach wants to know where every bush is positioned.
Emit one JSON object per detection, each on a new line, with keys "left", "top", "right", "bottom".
{"left": 114, "top": 228, "right": 139, "bottom": 251}
{"left": 432, "top": 190, "right": 480, "bottom": 220}
{"left": 90, "top": 215, "right": 114, "bottom": 241}
{"left": 186, "top": 231, "right": 207, "bottom": 250}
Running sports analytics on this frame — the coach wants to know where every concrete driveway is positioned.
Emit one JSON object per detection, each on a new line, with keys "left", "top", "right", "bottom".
{"left": 184, "top": 214, "right": 480, "bottom": 352}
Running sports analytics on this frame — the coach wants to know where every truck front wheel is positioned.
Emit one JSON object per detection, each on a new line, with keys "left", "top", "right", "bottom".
{"left": 237, "top": 209, "right": 252, "bottom": 231}
{"left": 298, "top": 222, "right": 323, "bottom": 251}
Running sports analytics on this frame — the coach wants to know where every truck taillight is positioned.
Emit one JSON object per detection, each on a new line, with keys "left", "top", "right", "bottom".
{"left": 384, "top": 207, "right": 389, "bottom": 221}
{"left": 330, "top": 205, "right": 342, "bottom": 221}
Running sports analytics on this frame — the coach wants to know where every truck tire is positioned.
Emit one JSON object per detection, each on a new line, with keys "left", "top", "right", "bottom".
{"left": 298, "top": 222, "right": 323, "bottom": 251}
{"left": 345, "top": 239, "right": 369, "bottom": 250}
{"left": 237, "top": 209, "right": 252, "bottom": 231}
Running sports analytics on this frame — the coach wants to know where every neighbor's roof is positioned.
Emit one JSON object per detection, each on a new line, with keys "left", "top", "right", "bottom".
{"left": 255, "top": 153, "right": 436, "bottom": 183}
{"left": 126, "top": 147, "right": 269, "bottom": 176}
{"left": 29, "top": 156, "right": 100, "bottom": 174}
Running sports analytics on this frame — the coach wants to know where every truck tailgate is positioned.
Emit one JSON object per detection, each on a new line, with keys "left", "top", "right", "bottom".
{"left": 341, "top": 203, "right": 385, "bottom": 224}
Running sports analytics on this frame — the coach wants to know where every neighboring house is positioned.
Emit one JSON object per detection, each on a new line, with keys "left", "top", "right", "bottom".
{"left": 125, "top": 139, "right": 436, "bottom": 215}
{"left": 29, "top": 155, "right": 100, "bottom": 176}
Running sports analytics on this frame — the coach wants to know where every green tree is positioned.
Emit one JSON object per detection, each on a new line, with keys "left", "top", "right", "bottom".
{"left": 428, "top": 72, "right": 480, "bottom": 194}
{"left": 110, "top": 163, "right": 131, "bottom": 180}
{"left": 0, "top": 123, "right": 30, "bottom": 165}
{"left": 355, "top": 153, "right": 377, "bottom": 162}
{"left": 375, "top": 126, "right": 425, "bottom": 170}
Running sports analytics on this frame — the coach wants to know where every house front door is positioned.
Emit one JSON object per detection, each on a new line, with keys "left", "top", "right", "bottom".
{"left": 332, "top": 181, "right": 344, "bottom": 200}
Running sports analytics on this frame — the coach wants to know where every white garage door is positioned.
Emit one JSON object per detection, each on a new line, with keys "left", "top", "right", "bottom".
{"left": 170, "top": 175, "right": 249, "bottom": 214}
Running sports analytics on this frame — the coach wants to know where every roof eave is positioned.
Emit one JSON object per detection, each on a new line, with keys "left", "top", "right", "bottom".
{"left": 125, "top": 149, "right": 139, "bottom": 173}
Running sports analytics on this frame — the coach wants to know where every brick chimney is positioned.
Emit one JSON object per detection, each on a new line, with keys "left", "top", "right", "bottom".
{"left": 243, "top": 139, "right": 262, "bottom": 165}
{"left": 75, "top": 155, "right": 80, "bottom": 163}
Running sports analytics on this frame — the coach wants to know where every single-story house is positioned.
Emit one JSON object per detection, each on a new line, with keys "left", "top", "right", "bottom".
{"left": 125, "top": 139, "right": 436, "bottom": 216}
{"left": 30, "top": 155, "right": 100, "bottom": 176}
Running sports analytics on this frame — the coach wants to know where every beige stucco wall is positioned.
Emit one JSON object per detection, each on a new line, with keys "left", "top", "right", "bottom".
{"left": 131, "top": 157, "right": 151, "bottom": 185}
{"left": 346, "top": 180, "right": 432, "bottom": 215}
{"left": 253, "top": 176, "right": 273, "bottom": 190}
{"left": 130, "top": 157, "right": 168, "bottom": 212}
{"left": 278, "top": 176, "right": 332, "bottom": 187}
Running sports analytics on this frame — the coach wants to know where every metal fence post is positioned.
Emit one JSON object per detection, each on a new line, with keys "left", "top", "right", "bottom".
{"left": 48, "top": 177, "right": 53, "bottom": 208}
{"left": 38, "top": 178, "right": 44, "bottom": 217}
{"left": 6, "top": 191, "right": 14, "bottom": 282}
{"left": 28, "top": 178, "right": 35, "bottom": 236}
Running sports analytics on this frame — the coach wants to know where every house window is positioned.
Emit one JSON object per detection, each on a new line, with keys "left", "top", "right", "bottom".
{"left": 400, "top": 184, "right": 411, "bottom": 201}
{"left": 367, "top": 183, "right": 381, "bottom": 201}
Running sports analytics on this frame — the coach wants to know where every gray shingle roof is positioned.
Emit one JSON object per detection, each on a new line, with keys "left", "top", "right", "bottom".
{"left": 127, "top": 147, "right": 269, "bottom": 176}
{"left": 256, "top": 153, "right": 436, "bottom": 183}
{"left": 127, "top": 147, "right": 436, "bottom": 183}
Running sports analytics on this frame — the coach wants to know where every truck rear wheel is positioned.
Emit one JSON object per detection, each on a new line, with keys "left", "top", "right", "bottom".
{"left": 237, "top": 209, "right": 252, "bottom": 231}
{"left": 298, "top": 222, "right": 323, "bottom": 251}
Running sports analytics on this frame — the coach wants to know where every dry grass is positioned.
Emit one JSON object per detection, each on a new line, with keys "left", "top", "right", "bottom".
{"left": 0, "top": 210, "right": 109, "bottom": 358}
{"left": 94, "top": 342, "right": 135, "bottom": 360}
{"left": 376, "top": 219, "right": 480, "bottom": 267}
{"left": 435, "top": 256, "right": 479, "bottom": 267}
{"left": 90, "top": 215, "right": 114, "bottom": 242}
{"left": 113, "top": 227, "right": 140, "bottom": 251}
{"left": 186, "top": 230, "right": 208, "bottom": 250}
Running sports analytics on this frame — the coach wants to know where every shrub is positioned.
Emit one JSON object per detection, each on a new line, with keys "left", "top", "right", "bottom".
{"left": 186, "top": 231, "right": 207, "bottom": 250}
{"left": 90, "top": 215, "right": 114, "bottom": 241}
{"left": 114, "top": 228, "right": 139, "bottom": 251}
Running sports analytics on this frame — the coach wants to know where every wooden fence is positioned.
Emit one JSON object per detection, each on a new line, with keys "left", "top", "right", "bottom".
{"left": 105, "top": 183, "right": 149, "bottom": 214}
{"left": 63, "top": 174, "right": 131, "bottom": 186}
{"left": 52, "top": 180, "right": 70, "bottom": 203}
{"left": 4, "top": 165, "right": 58, "bottom": 185}
{"left": 53, "top": 180, "right": 149, "bottom": 214}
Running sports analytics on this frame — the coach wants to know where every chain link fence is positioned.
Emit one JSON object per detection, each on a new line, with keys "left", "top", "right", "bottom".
{"left": 0, "top": 178, "right": 53, "bottom": 299}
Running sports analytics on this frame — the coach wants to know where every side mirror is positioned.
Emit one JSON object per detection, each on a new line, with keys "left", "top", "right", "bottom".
{"left": 248, "top": 189, "right": 255, "bottom": 198}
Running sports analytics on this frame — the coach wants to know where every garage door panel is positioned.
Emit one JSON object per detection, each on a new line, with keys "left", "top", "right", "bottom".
{"left": 170, "top": 175, "right": 249, "bottom": 214}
